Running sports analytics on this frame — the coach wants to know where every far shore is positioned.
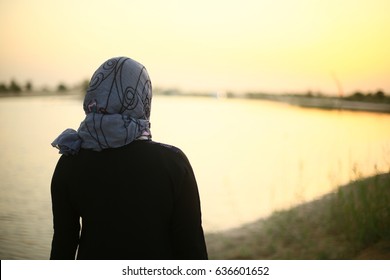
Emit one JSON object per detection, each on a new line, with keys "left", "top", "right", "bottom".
{"left": 1, "top": 89, "right": 390, "bottom": 114}
{"left": 0, "top": 90, "right": 83, "bottom": 98}
{"left": 245, "top": 94, "right": 390, "bottom": 114}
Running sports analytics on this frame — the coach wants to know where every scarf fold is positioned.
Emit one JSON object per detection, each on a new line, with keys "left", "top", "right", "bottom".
{"left": 52, "top": 57, "right": 152, "bottom": 155}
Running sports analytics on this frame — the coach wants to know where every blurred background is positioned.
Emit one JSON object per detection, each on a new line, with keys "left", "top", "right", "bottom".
{"left": 1, "top": 0, "right": 389, "bottom": 259}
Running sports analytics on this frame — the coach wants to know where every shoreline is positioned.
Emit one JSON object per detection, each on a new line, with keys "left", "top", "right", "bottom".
{"left": 205, "top": 172, "right": 390, "bottom": 259}
{"left": 0, "top": 91, "right": 83, "bottom": 98}
{"left": 1, "top": 91, "right": 390, "bottom": 114}
{"left": 253, "top": 95, "right": 390, "bottom": 114}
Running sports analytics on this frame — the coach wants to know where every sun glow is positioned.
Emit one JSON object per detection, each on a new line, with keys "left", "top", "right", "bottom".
{"left": 1, "top": 0, "right": 389, "bottom": 94}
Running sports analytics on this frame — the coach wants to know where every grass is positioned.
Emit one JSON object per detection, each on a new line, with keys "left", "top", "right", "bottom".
{"left": 205, "top": 172, "right": 390, "bottom": 259}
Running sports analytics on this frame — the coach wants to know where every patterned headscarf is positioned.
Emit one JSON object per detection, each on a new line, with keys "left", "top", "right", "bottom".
{"left": 52, "top": 57, "right": 152, "bottom": 155}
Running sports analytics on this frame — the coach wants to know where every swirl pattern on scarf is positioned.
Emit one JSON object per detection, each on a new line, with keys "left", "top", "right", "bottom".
{"left": 52, "top": 57, "right": 152, "bottom": 155}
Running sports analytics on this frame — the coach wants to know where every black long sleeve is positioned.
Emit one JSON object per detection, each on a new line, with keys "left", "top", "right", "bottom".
{"left": 171, "top": 151, "right": 208, "bottom": 259}
{"left": 50, "top": 158, "right": 80, "bottom": 259}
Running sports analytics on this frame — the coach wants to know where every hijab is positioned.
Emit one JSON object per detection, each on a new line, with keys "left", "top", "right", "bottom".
{"left": 52, "top": 57, "right": 152, "bottom": 155}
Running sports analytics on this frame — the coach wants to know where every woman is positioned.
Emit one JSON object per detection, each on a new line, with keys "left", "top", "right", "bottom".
{"left": 50, "top": 57, "right": 208, "bottom": 260}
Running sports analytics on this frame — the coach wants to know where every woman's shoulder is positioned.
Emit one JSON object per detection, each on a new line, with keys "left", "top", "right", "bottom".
{"left": 142, "top": 141, "right": 191, "bottom": 163}
{"left": 147, "top": 141, "right": 182, "bottom": 153}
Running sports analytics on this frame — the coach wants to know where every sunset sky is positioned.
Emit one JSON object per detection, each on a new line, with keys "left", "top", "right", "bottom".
{"left": 1, "top": 0, "right": 389, "bottom": 94}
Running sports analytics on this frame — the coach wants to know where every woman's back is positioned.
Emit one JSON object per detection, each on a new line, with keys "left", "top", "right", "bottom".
{"left": 51, "top": 140, "right": 207, "bottom": 259}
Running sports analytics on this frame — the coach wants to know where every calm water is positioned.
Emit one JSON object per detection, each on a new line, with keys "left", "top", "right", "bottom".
{"left": 1, "top": 94, "right": 390, "bottom": 259}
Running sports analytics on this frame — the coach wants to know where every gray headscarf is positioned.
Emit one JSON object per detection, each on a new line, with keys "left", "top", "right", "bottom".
{"left": 52, "top": 57, "right": 152, "bottom": 155}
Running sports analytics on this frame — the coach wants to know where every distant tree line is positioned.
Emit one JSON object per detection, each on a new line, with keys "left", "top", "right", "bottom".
{"left": 0, "top": 80, "right": 27, "bottom": 93}
{"left": 342, "top": 90, "right": 388, "bottom": 103}
{"left": 300, "top": 89, "right": 389, "bottom": 103}
{"left": 0, "top": 79, "right": 90, "bottom": 94}
{"left": 304, "top": 90, "right": 389, "bottom": 101}
{"left": 245, "top": 89, "right": 389, "bottom": 102}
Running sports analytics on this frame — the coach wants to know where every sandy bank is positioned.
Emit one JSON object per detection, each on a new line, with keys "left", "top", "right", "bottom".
{"left": 205, "top": 173, "right": 390, "bottom": 259}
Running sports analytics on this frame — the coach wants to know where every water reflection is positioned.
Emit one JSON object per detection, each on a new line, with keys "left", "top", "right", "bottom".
{"left": 0, "top": 95, "right": 389, "bottom": 259}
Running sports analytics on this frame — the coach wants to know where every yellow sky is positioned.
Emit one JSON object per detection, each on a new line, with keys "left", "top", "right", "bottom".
{"left": 1, "top": 0, "right": 389, "bottom": 94}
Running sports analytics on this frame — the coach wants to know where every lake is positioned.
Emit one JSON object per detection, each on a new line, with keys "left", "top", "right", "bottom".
{"left": 1, "top": 94, "right": 389, "bottom": 259}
